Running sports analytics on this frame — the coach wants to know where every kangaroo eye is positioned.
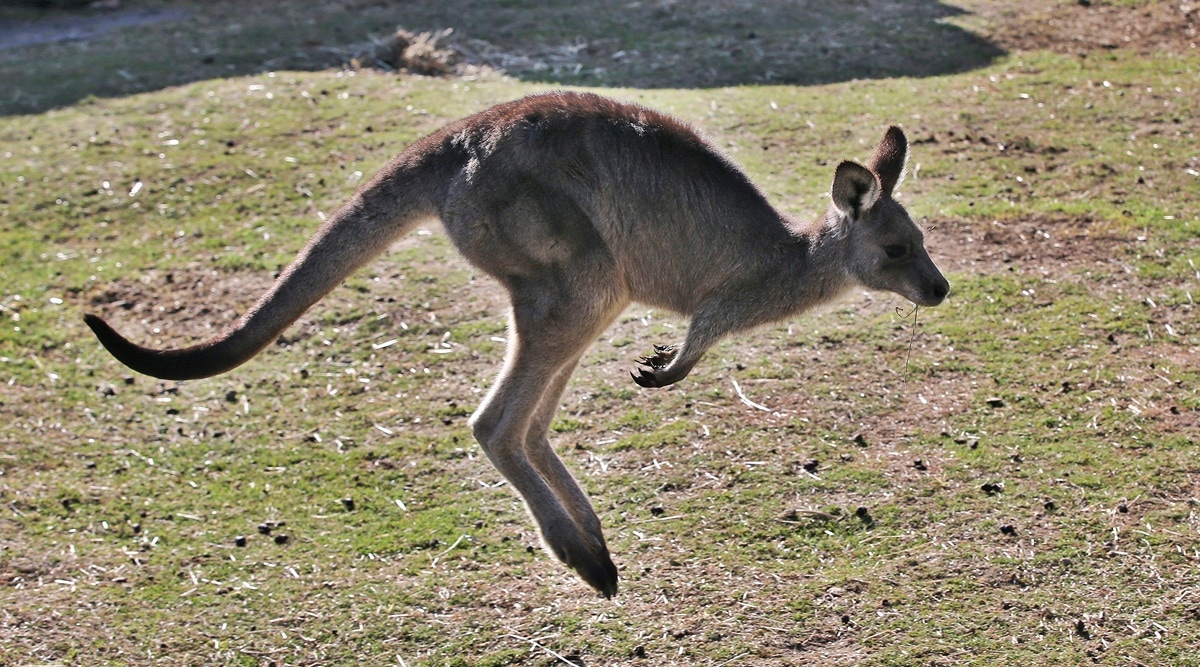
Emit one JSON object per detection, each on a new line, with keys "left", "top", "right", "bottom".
{"left": 884, "top": 244, "right": 908, "bottom": 259}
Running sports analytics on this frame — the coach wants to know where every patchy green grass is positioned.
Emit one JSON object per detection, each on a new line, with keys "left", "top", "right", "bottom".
{"left": 2, "top": 1, "right": 1199, "bottom": 666}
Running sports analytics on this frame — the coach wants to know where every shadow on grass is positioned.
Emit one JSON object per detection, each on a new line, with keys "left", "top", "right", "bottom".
{"left": 0, "top": 0, "right": 1005, "bottom": 116}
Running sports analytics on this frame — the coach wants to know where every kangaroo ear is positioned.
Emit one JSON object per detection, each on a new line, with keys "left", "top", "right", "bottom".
{"left": 868, "top": 125, "right": 908, "bottom": 196}
{"left": 831, "top": 161, "right": 881, "bottom": 219}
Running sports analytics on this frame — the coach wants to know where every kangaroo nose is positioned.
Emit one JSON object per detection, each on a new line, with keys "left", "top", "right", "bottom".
{"left": 927, "top": 277, "right": 950, "bottom": 305}
{"left": 933, "top": 278, "right": 950, "bottom": 301}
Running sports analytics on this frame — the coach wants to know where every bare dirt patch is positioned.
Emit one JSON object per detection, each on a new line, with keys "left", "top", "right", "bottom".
{"left": 84, "top": 265, "right": 277, "bottom": 344}
{"left": 972, "top": 0, "right": 1199, "bottom": 56}
{"left": 932, "top": 213, "right": 1134, "bottom": 277}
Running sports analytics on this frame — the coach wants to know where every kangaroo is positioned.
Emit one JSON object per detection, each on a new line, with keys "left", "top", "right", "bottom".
{"left": 85, "top": 91, "right": 949, "bottom": 598}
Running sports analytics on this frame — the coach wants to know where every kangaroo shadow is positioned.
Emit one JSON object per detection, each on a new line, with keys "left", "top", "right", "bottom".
{"left": 0, "top": 0, "right": 1005, "bottom": 116}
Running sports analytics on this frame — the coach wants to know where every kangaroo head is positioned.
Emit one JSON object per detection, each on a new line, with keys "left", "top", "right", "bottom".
{"left": 828, "top": 126, "right": 950, "bottom": 307}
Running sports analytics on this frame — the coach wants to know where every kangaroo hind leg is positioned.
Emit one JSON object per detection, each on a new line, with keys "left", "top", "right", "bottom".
{"left": 470, "top": 280, "right": 624, "bottom": 597}
{"left": 524, "top": 347, "right": 607, "bottom": 557}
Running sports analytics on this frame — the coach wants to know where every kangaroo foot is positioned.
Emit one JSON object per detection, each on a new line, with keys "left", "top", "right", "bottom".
{"left": 546, "top": 529, "right": 620, "bottom": 598}
{"left": 631, "top": 344, "right": 678, "bottom": 388}
{"left": 572, "top": 543, "right": 620, "bottom": 599}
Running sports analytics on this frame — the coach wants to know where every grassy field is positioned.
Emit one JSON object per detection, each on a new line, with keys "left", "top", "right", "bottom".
{"left": 1, "top": 0, "right": 1198, "bottom": 665}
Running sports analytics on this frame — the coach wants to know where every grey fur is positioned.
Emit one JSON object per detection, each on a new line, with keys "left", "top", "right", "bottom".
{"left": 85, "top": 92, "right": 950, "bottom": 597}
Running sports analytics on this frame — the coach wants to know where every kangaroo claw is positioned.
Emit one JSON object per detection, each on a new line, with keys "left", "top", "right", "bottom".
{"left": 632, "top": 344, "right": 679, "bottom": 388}
{"left": 631, "top": 368, "right": 659, "bottom": 388}
{"left": 637, "top": 344, "right": 677, "bottom": 367}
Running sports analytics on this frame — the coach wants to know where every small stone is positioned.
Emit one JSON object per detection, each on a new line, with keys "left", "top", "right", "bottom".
{"left": 342, "top": 497, "right": 356, "bottom": 511}
{"left": 234, "top": 535, "right": 247, "bottom": 547}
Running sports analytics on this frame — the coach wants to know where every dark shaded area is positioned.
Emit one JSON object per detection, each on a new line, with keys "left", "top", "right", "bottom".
{"left": 0, "top": 0, "right": 1006, "bottom": 116}
{"left": 0, "top": 6, "right": 188, "bottom": 50}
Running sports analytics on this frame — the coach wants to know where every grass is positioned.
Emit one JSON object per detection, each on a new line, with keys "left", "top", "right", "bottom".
{"left": 2, "top": 0, "right": 1199, "bottom": 665}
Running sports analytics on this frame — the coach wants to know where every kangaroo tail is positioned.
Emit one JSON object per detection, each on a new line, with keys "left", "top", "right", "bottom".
{"left": 85, "top": 162, "right": 440, "bottom": 381}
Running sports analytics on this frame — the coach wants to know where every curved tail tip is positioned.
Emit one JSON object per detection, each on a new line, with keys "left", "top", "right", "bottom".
{"left": 84, "top": 313, "right": 117, "bottom": 341}
{"left": 83, "top": 313, "right": 138, "bottom": 363}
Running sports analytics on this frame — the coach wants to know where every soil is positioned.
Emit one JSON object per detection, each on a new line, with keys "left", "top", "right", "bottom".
{"left": 85, "top": 266, "right": 277, "bottom": 343}
{"left": 972, "top": 1, "right": 1199, "bottom": 56}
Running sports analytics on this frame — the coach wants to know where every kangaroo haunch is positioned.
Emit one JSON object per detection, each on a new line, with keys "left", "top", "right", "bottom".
{"left": 86, "top": 91, "right": 950, "bottom": 597}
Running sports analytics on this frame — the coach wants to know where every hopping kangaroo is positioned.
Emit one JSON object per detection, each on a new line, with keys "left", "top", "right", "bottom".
{"left": 86, "top": 91, "right": 949, "bottom": 597}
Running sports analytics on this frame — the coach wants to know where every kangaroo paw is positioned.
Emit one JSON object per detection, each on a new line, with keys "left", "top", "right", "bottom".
{"left": 631, "top": 345, "right": 678, "bottom": 388}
